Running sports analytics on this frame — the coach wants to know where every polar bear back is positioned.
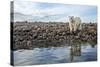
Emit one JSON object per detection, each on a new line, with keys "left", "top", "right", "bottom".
{"left": 74, "top": 17, "right": 81, "bottom": 24}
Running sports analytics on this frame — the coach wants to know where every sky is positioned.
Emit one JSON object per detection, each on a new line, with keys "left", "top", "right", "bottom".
{"left": 14, "top": 0, "right": 97, "bottom": 22}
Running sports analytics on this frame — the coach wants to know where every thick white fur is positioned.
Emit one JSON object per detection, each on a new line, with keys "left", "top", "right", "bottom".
{"left": 69, "top": 16, "right": 82, "bottom": 32}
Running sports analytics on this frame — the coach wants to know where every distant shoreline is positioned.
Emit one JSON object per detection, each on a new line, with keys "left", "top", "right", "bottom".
{"left": 13, "top": 21, "right": 97, "bottom": 23}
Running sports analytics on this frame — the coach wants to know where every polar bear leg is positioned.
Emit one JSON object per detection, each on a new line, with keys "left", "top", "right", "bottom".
{"left": 69, "top": 22, "right": 73, "bottom": 32}
{"left": 79, "top": 24, "right": 82, "bottom": 30}
{"left": 73, "top": 23, "right": 77, "bottom": 32}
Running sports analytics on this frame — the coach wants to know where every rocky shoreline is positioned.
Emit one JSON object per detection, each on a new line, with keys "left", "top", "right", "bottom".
{"left": 11, "top": 22, "right": 97, "bottom": 50}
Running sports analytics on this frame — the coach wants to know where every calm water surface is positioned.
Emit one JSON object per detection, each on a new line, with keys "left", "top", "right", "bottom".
{"left": 13, "top": 42, "right": 97, "bottom": 66}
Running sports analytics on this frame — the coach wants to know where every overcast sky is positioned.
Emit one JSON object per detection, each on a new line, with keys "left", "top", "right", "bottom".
{"left": 14, "top": 0, "right": 97, "bottom": 22}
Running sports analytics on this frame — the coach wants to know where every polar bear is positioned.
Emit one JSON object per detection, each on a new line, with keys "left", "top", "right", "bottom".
{"left": 69, "top": 16, "right": 82, "bottom": 32}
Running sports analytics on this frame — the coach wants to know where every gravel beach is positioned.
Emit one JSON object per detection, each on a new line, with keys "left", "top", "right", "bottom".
{"left": 11, "top": 22, "right": 97, "bottom": 50}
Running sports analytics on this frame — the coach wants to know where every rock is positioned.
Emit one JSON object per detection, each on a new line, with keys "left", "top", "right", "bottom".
{"left": 62, "top": 32, "right": 66, "bottom": 36}
{"left": 75, "top": 36, "right": 79, "bottom": 39}
{"left": 33, "top": 33, "right": 38, "bottom": 39}
{"left": 13, "top": 22, "right": 97, "bottom": 50}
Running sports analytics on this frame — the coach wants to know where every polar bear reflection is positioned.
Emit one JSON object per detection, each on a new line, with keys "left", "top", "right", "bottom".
{"left": 70, "top": 42, "right": 81, "bottom": 62}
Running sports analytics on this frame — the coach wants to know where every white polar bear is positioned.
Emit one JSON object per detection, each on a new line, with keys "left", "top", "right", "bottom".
{"left": 69, "top": 16, "right": 82, "bottom": 32}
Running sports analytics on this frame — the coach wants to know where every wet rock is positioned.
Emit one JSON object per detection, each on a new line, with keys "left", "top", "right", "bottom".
{"left": 12, "top": 22, "right": 97, "bottom": 50}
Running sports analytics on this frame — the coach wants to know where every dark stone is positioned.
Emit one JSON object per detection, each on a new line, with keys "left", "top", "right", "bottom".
{"left": 12, "top": 22, "right": 97, "bottom": 50}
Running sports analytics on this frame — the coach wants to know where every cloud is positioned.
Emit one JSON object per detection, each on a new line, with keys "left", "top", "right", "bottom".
{"left": 14, "top": 0, "right": 97, "bottom": 22}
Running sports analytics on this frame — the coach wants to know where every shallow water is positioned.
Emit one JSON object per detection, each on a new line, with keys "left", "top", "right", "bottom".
{"left": 13, "top": 42, "right": 97, "bottom": 66}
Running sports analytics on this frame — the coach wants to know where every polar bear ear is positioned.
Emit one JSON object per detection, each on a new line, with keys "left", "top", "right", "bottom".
{"left": 68, "top": 16, "right": 71, "bottom": 18}
{"left": 69, "top": 16, "right": 74, "bottom": 18}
